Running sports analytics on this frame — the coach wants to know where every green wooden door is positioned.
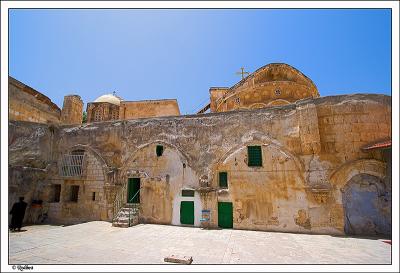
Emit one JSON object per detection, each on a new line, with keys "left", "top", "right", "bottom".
{"left": 180, "top": 201, "right": 194, "bottom": 225}
{"left": 218, "top": 202, "right": 233, "bottom": 228}
{"left": 127, "top": 178, "right": 140, "bottom": 203}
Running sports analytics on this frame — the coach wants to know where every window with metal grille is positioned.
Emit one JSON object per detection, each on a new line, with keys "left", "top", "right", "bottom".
{"left": 247, "top": 146, "right": 262, "bottom": 167}
{"left": 182, "top": 190, "right": 194, "bottom": 197}
{"left": 59, "top": 150, "right": 85, "bottom": 177}
{"left": 70, "top": 185, "right": 79, "bottom": 202}
{"left": 219, "top": 172, "right": 228, "bottom": 188}
{"left": 156, "top": 145, "right": 164, "bottom": 157}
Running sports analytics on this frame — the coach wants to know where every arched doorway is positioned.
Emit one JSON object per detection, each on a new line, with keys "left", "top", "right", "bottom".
{"left": 342, "top": 174, "right": 390, "bottom": 236}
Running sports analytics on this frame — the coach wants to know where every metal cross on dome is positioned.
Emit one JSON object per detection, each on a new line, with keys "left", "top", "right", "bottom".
{"left": 236, "top": 67, "right": 250, "bottom": 79}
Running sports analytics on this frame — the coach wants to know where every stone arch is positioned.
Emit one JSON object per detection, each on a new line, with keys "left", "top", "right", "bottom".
{"left": 65, "top": 144, "right": 109, "bottom": 168}
{"left": 341, "top": 173, "right": 390, "bottom": 235}
{"left": 330, "top": 159, "right": 389, "bottom": 236}
{"left": 120, "top": 140, "right": 200, "bottom": 226}
{"left": 249, "top": 103, "right": 268, "bottom": 109}
{"left": 213, "top": 136, "right": 306, "bottom": 186}
{"left": 329, "top": 159, "right": 386, "bottom": 190}
{"left": 59, "top": 144, "right": 109, "bottom": 179}
{"left": 211, "top": 134, "right": 308, "bottom": 232}
{"left": 121, "top": 140, "right": 191, "bottom": 175}
{"left": 55, "top": 144, "right": 110, "bottom": 222}
{"left": 267, "top": 99, "right": 291, "bottom": 107}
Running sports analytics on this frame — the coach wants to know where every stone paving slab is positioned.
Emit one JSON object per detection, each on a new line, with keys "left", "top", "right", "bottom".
{"left": 8, "top": 221, "right": 391, "bottom": 264}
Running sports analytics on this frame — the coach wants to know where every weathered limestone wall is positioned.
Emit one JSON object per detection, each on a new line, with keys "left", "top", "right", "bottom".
{"left": 8, "top": 77, "right": 61, "bottom": 124}
{"left": 119, "top": 99, "right": 180, "bottom": 120}
{"left": 8, "top": 94, "right": 391, "bottom": 235}
{"left": 61, "top": 95, "right": 83, "bottom": 125}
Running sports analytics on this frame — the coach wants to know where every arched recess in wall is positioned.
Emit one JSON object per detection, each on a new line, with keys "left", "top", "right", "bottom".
{"left": 329, "top": 159, "right": 386, "bottom": 190}
{"left": 341, "top": 173, "right": 390, "bottom": 236}
{"left": 329, "top": 159, "right": 389, "bottom": 236}
{"left": 330, "top": 159, "right": 391, "bottom": 235}
{"left": 119, "top": 140, "right": 200, "bottom": 226}
{"left": 212, "top": 137, "right": 306, "bottom": 186}
{"left": 64, "top": 144, "right": 109, "bottom": 178}
{"left": 266, "top": 99, "right": 291, "bottom": 107}
{"left": 121, "top": 140, "right": 191, "bottom": 177}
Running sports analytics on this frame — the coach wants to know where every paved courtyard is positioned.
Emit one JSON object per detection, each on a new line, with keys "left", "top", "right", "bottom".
{"left": 9, "top": 221, "right": 391, "bottom": 264}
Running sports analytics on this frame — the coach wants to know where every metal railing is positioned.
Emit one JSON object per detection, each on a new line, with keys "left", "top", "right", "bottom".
{"left": 112, "top": 184, "right": 141, "bottom": 227}
{"left": 112, "top": 182, "right": 128, "bottom": 222}
{"left": 127, "top": 188, "right": 141, "bottom": 227}
{"left": 59, "top": 154, "right": 85, "bottom": 177}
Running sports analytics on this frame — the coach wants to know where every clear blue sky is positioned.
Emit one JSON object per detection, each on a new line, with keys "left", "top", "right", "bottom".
{"left": 9, "top": 9, "right": 391, "bottom": 114}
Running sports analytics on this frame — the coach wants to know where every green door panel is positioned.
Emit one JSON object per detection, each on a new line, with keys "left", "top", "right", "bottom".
{"left": 180, "top": 201, "right": 194, "bottom": 225}
{"left": 218, "top": 202, "right": 233, "bottom": 228}
{"left": 127, "top": 178, "right": 140, "bottom": 203}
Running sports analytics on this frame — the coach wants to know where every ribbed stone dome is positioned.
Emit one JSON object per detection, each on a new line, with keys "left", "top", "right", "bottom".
{"left": 94, "top": 94, "right": 122, "bottom": 106}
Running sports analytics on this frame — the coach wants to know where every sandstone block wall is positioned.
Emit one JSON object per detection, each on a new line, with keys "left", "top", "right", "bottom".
{"left": 8, "top": 77, "right": 61, "bottom": 124}
{"left": 119, "top": 99, "right": 180, "bottom": 120}
{"left": 8, "top": 94, "right": 391, "bottom": 236}
{"left": 61, "top": 95, "right": 83, "bottom": 125}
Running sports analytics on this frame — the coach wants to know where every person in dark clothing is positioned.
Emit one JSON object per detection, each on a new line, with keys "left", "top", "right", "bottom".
{"left": 9, "top": 197, "right": 28, "bottom": 232}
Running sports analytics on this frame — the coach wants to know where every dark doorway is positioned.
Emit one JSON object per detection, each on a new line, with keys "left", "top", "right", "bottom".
{"left": 127, "top": 178, "right": 140, "bottom": 203}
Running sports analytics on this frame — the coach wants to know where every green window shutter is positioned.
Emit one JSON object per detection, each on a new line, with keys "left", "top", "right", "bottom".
{"left": 248, "top": 146, "right": 262, "bottom": 167}
{"left": 219, "top": 172, "right": 228, "bottom": 188}
{"left": 182, "top": 190, "right": 195, "bottom": 197}
{"left": 156, "top": 145, "right": 164, "bottom": 157}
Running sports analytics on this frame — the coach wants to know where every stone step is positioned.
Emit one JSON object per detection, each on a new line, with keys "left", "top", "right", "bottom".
{"left": 112, "top": 222, "right": 129, "bottom": 228}
{"left": 119, "top": 209, "right": 139, "bottom": 214}
{"left": 112, "top": 204, "right": 141, "bottom": 228}
{"left": 117, "top": 217, "right": 137, "bottom": 222}
{"left": 112, "top": 219, "right": 139, "bottom": 227}
{"left": 117, "top": 212, "right": 139, "bottom": 218}
{"left": 124, "top": 204, "right": 141, "bottom": 208}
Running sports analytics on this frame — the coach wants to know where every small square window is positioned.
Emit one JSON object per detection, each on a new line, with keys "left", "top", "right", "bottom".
{"left": 235, "top": 97, "right": 240, "bottom": 104}
{"left": 70, "top": 185, "right": 79, "bottom": 202}
{"left": 156, "top": 145, "right": 164, "bottom": 157}
{"left": 248, "top": 146, "right": 263, "bottom": 167}
{"left": 49, "top": 184, "right": 61, "bottom": 203}
{"left": 219, "top": 172, "right": 228, "bottom": 188}
{"left": 275, "top": 89, "right": 281, "bottom": 96}
{"left": 182, "top": 190, "right": 194, "bottom": 197}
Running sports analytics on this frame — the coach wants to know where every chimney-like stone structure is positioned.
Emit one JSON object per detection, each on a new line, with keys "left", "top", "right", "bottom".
{"left": 61, "top": 95, "right": 83, "bottom": 125}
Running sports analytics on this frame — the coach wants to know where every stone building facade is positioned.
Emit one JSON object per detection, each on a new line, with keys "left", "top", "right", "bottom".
{"left": 8, "top": 63, "right": 391, "bottom": 236}
{"left": 86, "top": 94, "right": 180, "bottom": 123}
